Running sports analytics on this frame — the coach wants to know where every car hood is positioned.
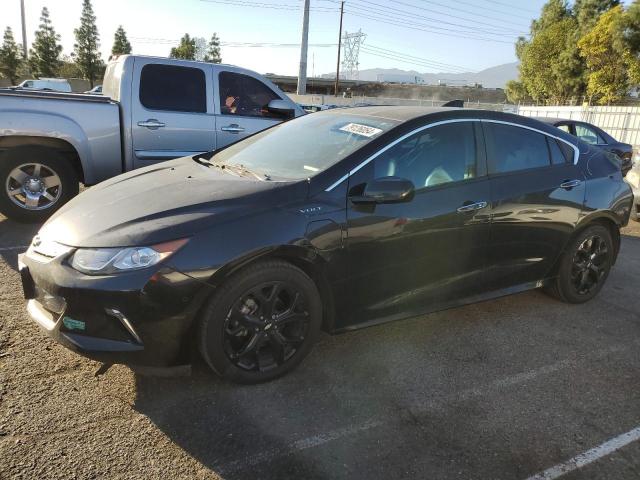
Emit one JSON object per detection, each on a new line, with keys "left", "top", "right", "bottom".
{"left": 39, "top": 157, "right": 302, "bottom": 248}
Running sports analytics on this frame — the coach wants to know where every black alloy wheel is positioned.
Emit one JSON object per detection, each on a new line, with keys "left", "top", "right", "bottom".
{"left": 570, "top": 235, "right": 608, "bottom": 296}
{"left": 224, "top": 281, "right": 310, "bottom": 372}
{"left": 545, "top": 224, "right": 614, "bottom": 304}
{"left": 199, "top": 260, "right": 322, "bottom": 384}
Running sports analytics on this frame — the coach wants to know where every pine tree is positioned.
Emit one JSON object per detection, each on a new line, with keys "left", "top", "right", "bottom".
{"left": 574, "top": 0, "right": 620, "bottom": 32}
{"left": 29, "top": 7, "right": 63, "bottom": 78}
{"left": 170, "top": 34, "right": 196, "bottom": 60}
{"left": 0, "top": 27, "right": 22, "bottom": 84}
{"left": 73, "top": 0, "right": 102, "bottom": 87}
{"left": 204, "top": 33, "right": 221, "bottom": 63}
{"left": 111, "top": 25, "right": 131, "bottom": 57}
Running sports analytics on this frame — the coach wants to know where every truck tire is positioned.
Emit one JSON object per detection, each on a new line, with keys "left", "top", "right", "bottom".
{"left": 0, "top": 146, "right": 79, "bottom": 223}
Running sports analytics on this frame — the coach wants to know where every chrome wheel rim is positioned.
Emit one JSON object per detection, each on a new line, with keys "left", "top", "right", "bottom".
{"left": 570, "top": 235, "right": 609, "bottom": 295}
{"left": 223, "top": 281, "right": 310, "bottom": 372}
{"left": 5, "top": 163, "right": 62, "bottom": 210}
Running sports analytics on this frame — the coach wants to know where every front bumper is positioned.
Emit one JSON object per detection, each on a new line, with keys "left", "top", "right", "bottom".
{"left": 19, "top": 251, "right": 213, "bottom": 367}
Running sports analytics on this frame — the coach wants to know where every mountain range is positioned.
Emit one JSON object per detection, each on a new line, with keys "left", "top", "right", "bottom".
{"left": 352, "top": 62, "right": 519, "bottom": 89}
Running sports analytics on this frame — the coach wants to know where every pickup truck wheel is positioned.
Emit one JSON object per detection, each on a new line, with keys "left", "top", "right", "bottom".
{"left": 0, "top": 147, "right": 79, "bottom": 223}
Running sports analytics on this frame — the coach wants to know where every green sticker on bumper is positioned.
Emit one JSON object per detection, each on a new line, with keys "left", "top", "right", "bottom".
{"left": 63, "top": 317, "right": 85, "bottom": 331}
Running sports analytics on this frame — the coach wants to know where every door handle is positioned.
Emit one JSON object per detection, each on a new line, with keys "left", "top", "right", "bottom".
{"left": 457, "top": 201, "right": 488, "bottom": 213}
{"left": 137, "top": 119, "right": 166, "bottom": 130}
{"left": 559, "top": 179, "right": 582, "bottom": 190}
{"left": 221, "top": 124, "right": 245, "bottom": 133}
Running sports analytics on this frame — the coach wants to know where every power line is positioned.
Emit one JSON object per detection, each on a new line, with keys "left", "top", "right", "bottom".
{"left": 199, "top": 0, "right": 337, "bottom": 12}
{"left": 451, "top": 0, "right": 535, "bottom": 21}
{"left": 478, "top": 0, "right": 539, "bottom": 14}
{"left": 344, "top": 0, "right": 522, "bottom": 38}
{"left": 411, "top": 0, "right": 531, "bottom": 30}
{"left": 344, "top": 10, "right": 515, "bottom": 44}
{"left": 364, "top": 44, "right": 473, "bottom": 72}
{"left": 360, "top": 47, "right": 460, "bottom": 73}
{"left": 321, "top": 0, "right": 527, "bottom": 34}
{"left": 130, "top": 37, "right": 338, "bottom": 47}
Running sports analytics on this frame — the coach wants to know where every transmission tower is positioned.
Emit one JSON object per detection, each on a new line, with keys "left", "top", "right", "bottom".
{"left": 341, "top": 30, "right": 366, "bottom": 80}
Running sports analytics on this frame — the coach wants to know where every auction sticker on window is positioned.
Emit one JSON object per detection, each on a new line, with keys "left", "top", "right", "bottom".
{"left": 339, "top": 123, "right": 383, "bottom": 138}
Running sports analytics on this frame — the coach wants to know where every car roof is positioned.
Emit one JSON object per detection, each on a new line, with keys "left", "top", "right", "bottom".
{"left": 317, "top": 105, "right": 458, "bottom": 122}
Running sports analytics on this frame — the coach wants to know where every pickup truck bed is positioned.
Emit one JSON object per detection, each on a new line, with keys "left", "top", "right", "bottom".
{"left": 0, "top": 89, "right": 122, "bottom": 184}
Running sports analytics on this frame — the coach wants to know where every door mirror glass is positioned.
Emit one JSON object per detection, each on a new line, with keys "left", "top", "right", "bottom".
{"left": 266, "top": 99, "right": 295, "bottom": 119}
{"left": 350, "top": 176, "right": 415, "bottom": 204}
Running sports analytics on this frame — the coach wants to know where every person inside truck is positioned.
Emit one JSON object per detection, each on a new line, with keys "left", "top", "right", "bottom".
{"left": 222, "top": 93, "right": 239, "bottom": 114}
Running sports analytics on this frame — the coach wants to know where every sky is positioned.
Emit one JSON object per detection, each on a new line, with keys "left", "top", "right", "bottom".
{"left": 4, "top": 0, "right": 557, "bottom": 76}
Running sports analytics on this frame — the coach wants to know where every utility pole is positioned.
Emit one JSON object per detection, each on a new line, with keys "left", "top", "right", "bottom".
{"left": 20, "top": 0, "right": 28, "bottom": 58}
{"left": 334, "top": 1, "right": 344, "bottom": 97}
{"left": 296, "top": 0, "right": 310, "bottom": 95}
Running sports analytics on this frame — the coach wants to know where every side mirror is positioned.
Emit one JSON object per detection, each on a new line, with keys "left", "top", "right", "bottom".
{"left": 350, "top": 177, "right": 415, "bottom": 205}
{"left": 266, "top": 99, "right": 295, "bottom": 119}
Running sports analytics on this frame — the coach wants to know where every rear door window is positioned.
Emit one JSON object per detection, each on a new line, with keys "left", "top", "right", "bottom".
{"left": 484, "top": 123, "right": 551, "bottom": 174}
{"left": 575, "top": 124, "right": 606, "bottom": 145}
{"left": 139, "top": 64, "right": 206, "bottom": 113}
{"left": 219, "top": 72, "right": 281, "bottom": 118}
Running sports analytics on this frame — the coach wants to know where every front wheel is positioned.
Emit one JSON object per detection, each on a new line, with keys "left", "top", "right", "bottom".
{"left": 545, "top": 224, "right": 614, "bottom": 304}
{"left": 0, "top": 147, "right": 79, "bottom": 223}
{"left": 198, "top": 260, "right": 322, "bottom": 384}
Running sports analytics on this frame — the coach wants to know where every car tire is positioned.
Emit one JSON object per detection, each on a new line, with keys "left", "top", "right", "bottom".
{"left": 545, "top": 224, "right": 614, "bottom": 304}
{"left": 0, "top": 146, "right": 79, "bottom": 223}
{"left": 198, "top": 260, "right": 322, "bottom": 384}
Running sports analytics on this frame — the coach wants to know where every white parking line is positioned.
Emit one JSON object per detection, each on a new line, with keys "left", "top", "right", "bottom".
{"left": 0, "top": 245, "right": 29, "bottom": 252}
{"left": 218, "top": 343, "right": 635, "bottom": 473}
{"left": 525, "top": 426, "right": 640, "bottom": 480}
{"left": 219, "top": 419, "right": 384, "bottom": 474}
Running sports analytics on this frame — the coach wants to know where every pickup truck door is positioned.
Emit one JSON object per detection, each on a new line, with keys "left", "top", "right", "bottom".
{"left": 214, "top": 70, "right": 285, "bottom": 148}
{"left": 131, "top": 59, "right": 215, "bottom": 167}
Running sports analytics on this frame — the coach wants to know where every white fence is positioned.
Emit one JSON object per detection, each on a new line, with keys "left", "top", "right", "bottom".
{"left": 517, "top": 105, "right": 640, "bottom": 150}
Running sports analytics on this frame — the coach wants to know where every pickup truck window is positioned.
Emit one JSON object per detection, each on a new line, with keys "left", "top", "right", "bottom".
{"left": 219, "top": 72, "right": 280, "bottom": 118}
{"left": 140, "top": 64, "right": 206, "bottom": 113}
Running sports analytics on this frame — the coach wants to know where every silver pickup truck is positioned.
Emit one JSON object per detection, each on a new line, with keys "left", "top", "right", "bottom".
{"left": 0, "top": 55, "right": 304, "bottom": 222}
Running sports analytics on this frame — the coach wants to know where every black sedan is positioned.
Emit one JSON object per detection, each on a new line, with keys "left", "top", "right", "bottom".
{"left": 19, "top": 107, "right": 634, "bottom": 383}
{"left": 535, "top": 117, "right": 633, "bottom": 175}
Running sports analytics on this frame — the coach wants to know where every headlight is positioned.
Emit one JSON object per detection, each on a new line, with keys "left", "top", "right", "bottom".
{"left": 626, "top": 170, "right": 640, "bottom": 190}
{"left": 70, "top": 238, "right": 189, "bottom": 274}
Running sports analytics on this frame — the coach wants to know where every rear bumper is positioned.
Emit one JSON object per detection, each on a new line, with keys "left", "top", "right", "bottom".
{"left": 20, "top": 253, "right": 213, "bottom": 367}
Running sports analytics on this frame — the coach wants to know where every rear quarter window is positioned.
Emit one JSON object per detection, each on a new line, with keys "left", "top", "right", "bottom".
{"left": 139, "top": 64, "right": 206, "bottom": 113}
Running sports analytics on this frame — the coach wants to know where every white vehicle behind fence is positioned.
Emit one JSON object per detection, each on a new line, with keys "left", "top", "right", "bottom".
{"left": 0, "top": 55, "right": 305, "bottom": 222}
{"left": 17, "top": 78, "right": 73, "bottom": 93}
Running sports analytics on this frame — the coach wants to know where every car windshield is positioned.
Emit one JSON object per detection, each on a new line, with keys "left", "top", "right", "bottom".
{"left": 210, "top": 111, "right": 400, "bottom": 180}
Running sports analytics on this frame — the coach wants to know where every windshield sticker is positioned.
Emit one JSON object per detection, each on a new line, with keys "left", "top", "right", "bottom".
{"left": 339, "top": 123, "right": 383, "bottom": 138}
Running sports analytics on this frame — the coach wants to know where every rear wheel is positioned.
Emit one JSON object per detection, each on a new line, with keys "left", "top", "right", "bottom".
{"left": 0, "top": 147, "right": 79, "bottom": 223}
{"left": 199, "top": 260, "right": 322, "bottom": 384}
{"left": 545, "top": 224, "right": 614, "bottom": 303}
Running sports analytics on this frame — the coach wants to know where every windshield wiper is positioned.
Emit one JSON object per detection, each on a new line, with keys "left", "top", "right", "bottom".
{"left": 224, "top": 163, "right": 271, "bottom": 181}
{"left": 193, "top": 154, "right": 271, "bottom": 180}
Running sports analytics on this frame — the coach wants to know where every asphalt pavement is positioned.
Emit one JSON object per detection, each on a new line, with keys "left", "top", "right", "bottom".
{"left": 1, "top": 216, "right": 639, "bottom": 479}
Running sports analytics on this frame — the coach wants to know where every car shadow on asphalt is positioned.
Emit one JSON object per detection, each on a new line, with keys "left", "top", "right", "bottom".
{"left": 0, "top": 217, "right": 39, "bottom": 271}
{"left": 131, "top": 358, "right": 334, "bottom": 479}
